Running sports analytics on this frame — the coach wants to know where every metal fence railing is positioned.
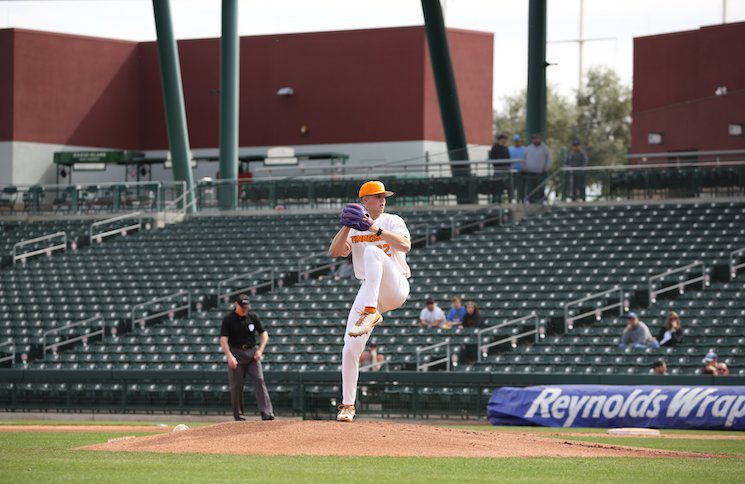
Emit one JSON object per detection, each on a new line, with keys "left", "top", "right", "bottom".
{"left": 42, "top": 315, "right": 105, "bottom": 359}
{"left": 12, "top": 231, "right": 67, "bottom": 265}
{"left": 648, "top": 262, "right": 709, "bottom": 304}
{"left": 731, "top": 247, "right": 745, "bottom": 280}
{"left": 89, "top": 212, "right": 142, "bottom": 244}
{"left": 477, "top": 313, "right": 542, "bottom": 361}
{"left": 0, "top": 341, "right": 15, "bottom": 367}
{"left": 131, "top": 291, "right": 191, "bottom": 329}
{"left": 416, "top": 341, "right": 451, "bottom": 372}
{"left": 564, "top": 287, "right": 627, "bottom": 332}
{"left": 216, "top": 269, "right": 276, "bottom": 304}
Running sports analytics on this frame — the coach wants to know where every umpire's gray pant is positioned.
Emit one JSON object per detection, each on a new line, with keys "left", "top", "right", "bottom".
{"left": 228, "top": 347, "right": 273, "bottom": 417}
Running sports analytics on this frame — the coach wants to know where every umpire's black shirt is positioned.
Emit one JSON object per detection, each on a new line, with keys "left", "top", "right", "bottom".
{"left": 221, "top": 310, "right": 265, "bottom": 348}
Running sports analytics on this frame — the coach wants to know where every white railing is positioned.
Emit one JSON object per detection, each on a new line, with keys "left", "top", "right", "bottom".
{"left": 89, "top": 211, "right": 142, "bottom": 244}
{"left": 477, "top": 313, "right": 542, "bottom": 362}
{"left": 731, "top": 247, "right": 745, "bottom": 280}
{"left": 161, "top": 183, "right": 197, "bottom": 218}
{"left": 416, "top": 340, "right": 451, "bottom": 372}
{"left": 0, "top": 340, "right": 15, "bottom": 367}
{"left": 12, "top": 231, "right": 67, "bottom": 265}
{"left": 359, "top": 359, "right": 389, "bottom": 372}
{"left": 296, "top": 251, "right": 336, "bottom": 281}
{"left": 564, "top": 286, "right": 626, "bottom": 333}
{"left": 216, "top": 269, "right": 276, "bottom": 304}
{"left": 42, "top": 315, "right": 105, "bottom": 359}
{"left": 130, "top": 291, "right": 191, "bottom": 327}
{"left": 648, "top": 262, "right": 708, "bottom": 304}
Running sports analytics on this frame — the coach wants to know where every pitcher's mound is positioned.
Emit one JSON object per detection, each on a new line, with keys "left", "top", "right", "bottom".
{"left": 77, "top": 420, "right": 719, "bottom": 458}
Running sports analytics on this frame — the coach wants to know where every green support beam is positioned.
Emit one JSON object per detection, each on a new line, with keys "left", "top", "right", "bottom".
{"left": 152, "top": 0, "right": 195, "bottom": 213}
{"left": 526, "top": 0, "right": 548, "bottom": 139}
{"left": 421, "top": 0, "right": 470, "bottom": 179}
{"left": 219, "top": 0, "right": 239, "bottom": 210}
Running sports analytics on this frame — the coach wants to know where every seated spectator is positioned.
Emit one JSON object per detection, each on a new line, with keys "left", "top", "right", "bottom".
{"left": 462, "top": 301, "right": 483, "bottom": 328}
{"left": 652, "top": 360, "right": 667, "bottom": 375}
{"left": 619, "top": 312, "right": 660, "bottom": 349}
{"left": 701, "top": 351, "right": 730, "bottom": 376}
{"left": 419, "top": 297, "right": 445, "bottom": 328}
{"left": 444, "top": 296, "right": 466, "bottom": 329}
{"left": 656, "top": 311, "right": 683, "bottom": 347}
{"left": 360, "top": 342, "right": 384, "bottom": 372}
{"left": 333, "top": 256, "right": 354, "bottom": 281}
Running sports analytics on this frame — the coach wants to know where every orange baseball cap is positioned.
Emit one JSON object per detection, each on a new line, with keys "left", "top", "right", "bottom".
{"left": 358, "top": 180, "right": 394, "bottom": 198}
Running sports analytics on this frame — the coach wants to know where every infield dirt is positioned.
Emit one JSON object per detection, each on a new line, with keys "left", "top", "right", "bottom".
{"left": 76, "top": 420, "right": 735, "bottom": 458}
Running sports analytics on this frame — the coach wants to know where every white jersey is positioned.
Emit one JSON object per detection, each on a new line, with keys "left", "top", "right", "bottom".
{"left": 347, "top": 212, "right": 411, "bottom": 280}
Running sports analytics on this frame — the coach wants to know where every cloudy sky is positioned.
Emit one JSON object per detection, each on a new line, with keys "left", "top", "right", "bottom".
{"left": 1, "top": 0, "right": 743, "bottom": 108}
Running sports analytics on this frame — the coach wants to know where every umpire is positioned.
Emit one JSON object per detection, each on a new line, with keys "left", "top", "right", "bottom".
{"left": 219, "top": 294, "right": 274, "bottom": 421}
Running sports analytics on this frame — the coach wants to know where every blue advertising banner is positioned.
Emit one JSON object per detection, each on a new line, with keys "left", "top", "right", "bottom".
{"left": 487, "top": 385, "right": 745, "bottom": 430}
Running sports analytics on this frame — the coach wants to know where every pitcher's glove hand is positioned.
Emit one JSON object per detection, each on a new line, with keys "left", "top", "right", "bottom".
{"left": 340, "top": 203, "right": 372, "bottom": 231}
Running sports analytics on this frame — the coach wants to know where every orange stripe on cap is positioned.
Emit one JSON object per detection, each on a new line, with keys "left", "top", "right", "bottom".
{"left": 359, "top": 180, "right": 394, "bottom": 198}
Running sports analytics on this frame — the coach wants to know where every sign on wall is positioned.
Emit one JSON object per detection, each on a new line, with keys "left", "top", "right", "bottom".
{"left": 488, "top": 385, "right": 745, "bottom": 430}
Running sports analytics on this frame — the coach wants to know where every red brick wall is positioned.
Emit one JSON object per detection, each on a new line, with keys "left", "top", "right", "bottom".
{"left": 632, "top": 22, "right": 745, "bottom": 153}
{"left": 1, "top": 26, "right": 494, "bottom": 150}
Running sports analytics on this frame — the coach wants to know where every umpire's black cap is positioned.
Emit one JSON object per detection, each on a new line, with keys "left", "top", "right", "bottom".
{"left": 236, "top": 294, "right": 250, "bottom": 307}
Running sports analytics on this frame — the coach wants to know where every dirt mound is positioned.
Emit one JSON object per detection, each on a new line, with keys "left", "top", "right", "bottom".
{"left": 76, "top": 420, "right": 728, "bottom": 458}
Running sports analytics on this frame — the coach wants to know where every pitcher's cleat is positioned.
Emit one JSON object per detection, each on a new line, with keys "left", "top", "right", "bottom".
{"left": 336, "top": 404, "right": 356, "bottom": 422}
{"left": 348, "top": 310, "right": 382, "bottom": 337}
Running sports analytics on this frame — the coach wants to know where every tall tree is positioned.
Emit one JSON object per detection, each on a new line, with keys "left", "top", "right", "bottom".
{"left": 575, "top": 67, "right": 631, "bottom": 167}
{"left": 493, "top": 67, "right": 631, "bottom": 167}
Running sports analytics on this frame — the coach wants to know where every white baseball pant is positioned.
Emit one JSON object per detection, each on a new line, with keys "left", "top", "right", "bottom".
{"left": 341, "top": 245, "right": 410, "bottom": 406}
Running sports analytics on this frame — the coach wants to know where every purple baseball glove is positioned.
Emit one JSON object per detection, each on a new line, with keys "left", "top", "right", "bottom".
{"left": 340, "top": 203, "right": 372, "bottom": 231}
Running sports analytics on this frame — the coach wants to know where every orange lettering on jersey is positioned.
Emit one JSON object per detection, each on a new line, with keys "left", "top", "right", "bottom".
{"left": 351, "top": 234, "right": 383, "bottom": 243}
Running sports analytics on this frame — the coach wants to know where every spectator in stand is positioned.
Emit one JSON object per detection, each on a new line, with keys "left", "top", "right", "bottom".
{"left": 508, "top": 134, "right": 526, "bottom": 171}
{"left": 489, "top": 133, "right": 511, "bottom": 171}
{"left": 701, "top": 351, "right": 730, "bottom": 376}
{"left": 656, "top": 311, "right": 684, "bottom": 347}
{"left": 444, "top": 296, "right": 466, "bottom": 329}
{"left": 360, "top": 342, "right": 384, "bottom": 372}
{"left": 462, "top": 300, "right": 483, "bottom": 328}
{"left": 652, "top": 360, "right": 668, "bottom": 375}
{"left": 619, "top": 312, "right": 660, "bottom": 349}
{"left": 563, "top": 138, "right": 588, "bottom": 201}
{"left": 523, "top": 134, "right": 552, "bottom": 203}
{"left": 488, "top": 133, "right": 512, "bottom": 203}
{"left": 419, "top": 297, "right": 446, "bottom": 328}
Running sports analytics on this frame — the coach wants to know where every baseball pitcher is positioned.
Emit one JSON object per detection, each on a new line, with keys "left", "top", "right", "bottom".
{"left": 328, "top": 181, "right": 411, "bottom": 422}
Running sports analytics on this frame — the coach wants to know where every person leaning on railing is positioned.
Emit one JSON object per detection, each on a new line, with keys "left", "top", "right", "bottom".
{"left": 523, "top": 134, "right": 552, "bottom": 203}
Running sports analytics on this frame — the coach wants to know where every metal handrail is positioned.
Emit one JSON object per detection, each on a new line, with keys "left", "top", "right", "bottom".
{"left": 130, "top": 291, "right": 191, "bottom": 327}
{"left": 416, "top": 340, "right": 451, "bottom": 372}
{"left": 42, "top": 315, "right": 104, "bottom": 359}
{"left": 648, "top": 262, "right": 708, "bottom": 304}
{"left": 731, "top": 247, "right": 745, "bottom": 280}
{"left": 12, "top": 231, "right": 67, "bottom": 265}
{"left": 296, "top": 251, "right": 333, "bottom": 278}
{"left": 564, "top": 286, "right": 626, "bottom": 333}
{"left": 89, "top": 211, "right": 142, "bottom": 244}
{"left": 477, "top": 313, "right": 541, "bottom": 361}
{"left": 359, "top": 359, "right": 389, "bottom": 372}
{"left": 216, "top": 269, "right": 276, "bottom": 304}
{"left": 523, "top": 169, "right": 562, "bottom": 204}
{"left": 0, "top": 340, "right": 15, "bottom": 367}
{"left": 450, "top": 209, "right": 505, "bottom": 239}
{"left": 625, "top": 148, "right": 745, "bottom": 160}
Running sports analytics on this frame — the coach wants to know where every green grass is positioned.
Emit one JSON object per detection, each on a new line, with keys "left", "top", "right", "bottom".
{"left": 448, "top": 425, "right": 739, "bottom": 436}
{"left": 1, "top": 430, "right": 744, "bottom": 483}
{"left": 0, "top": 419, "right": 213, "bottom": 427}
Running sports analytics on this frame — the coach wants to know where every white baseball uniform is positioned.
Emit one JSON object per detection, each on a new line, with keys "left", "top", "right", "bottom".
{"left": 341, "top": 212, "right": 411, "bottom": 406}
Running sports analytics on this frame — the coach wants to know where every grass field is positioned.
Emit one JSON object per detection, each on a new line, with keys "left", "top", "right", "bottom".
{"left": 0, "top": 422, "right": 743, "bottom": 483}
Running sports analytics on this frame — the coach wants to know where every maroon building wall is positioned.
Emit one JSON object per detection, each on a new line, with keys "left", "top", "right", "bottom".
{"left": 1, "top": 26, "right": 493, "bottom": 150}
{"left": 4, "top": 29, "right": 141, "bottom": 148}
{"left": 423, "top": 28, "right": 493, "bottom": 147}
{"left": 632, "top": 22, "right": 745, "bottom": 153}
